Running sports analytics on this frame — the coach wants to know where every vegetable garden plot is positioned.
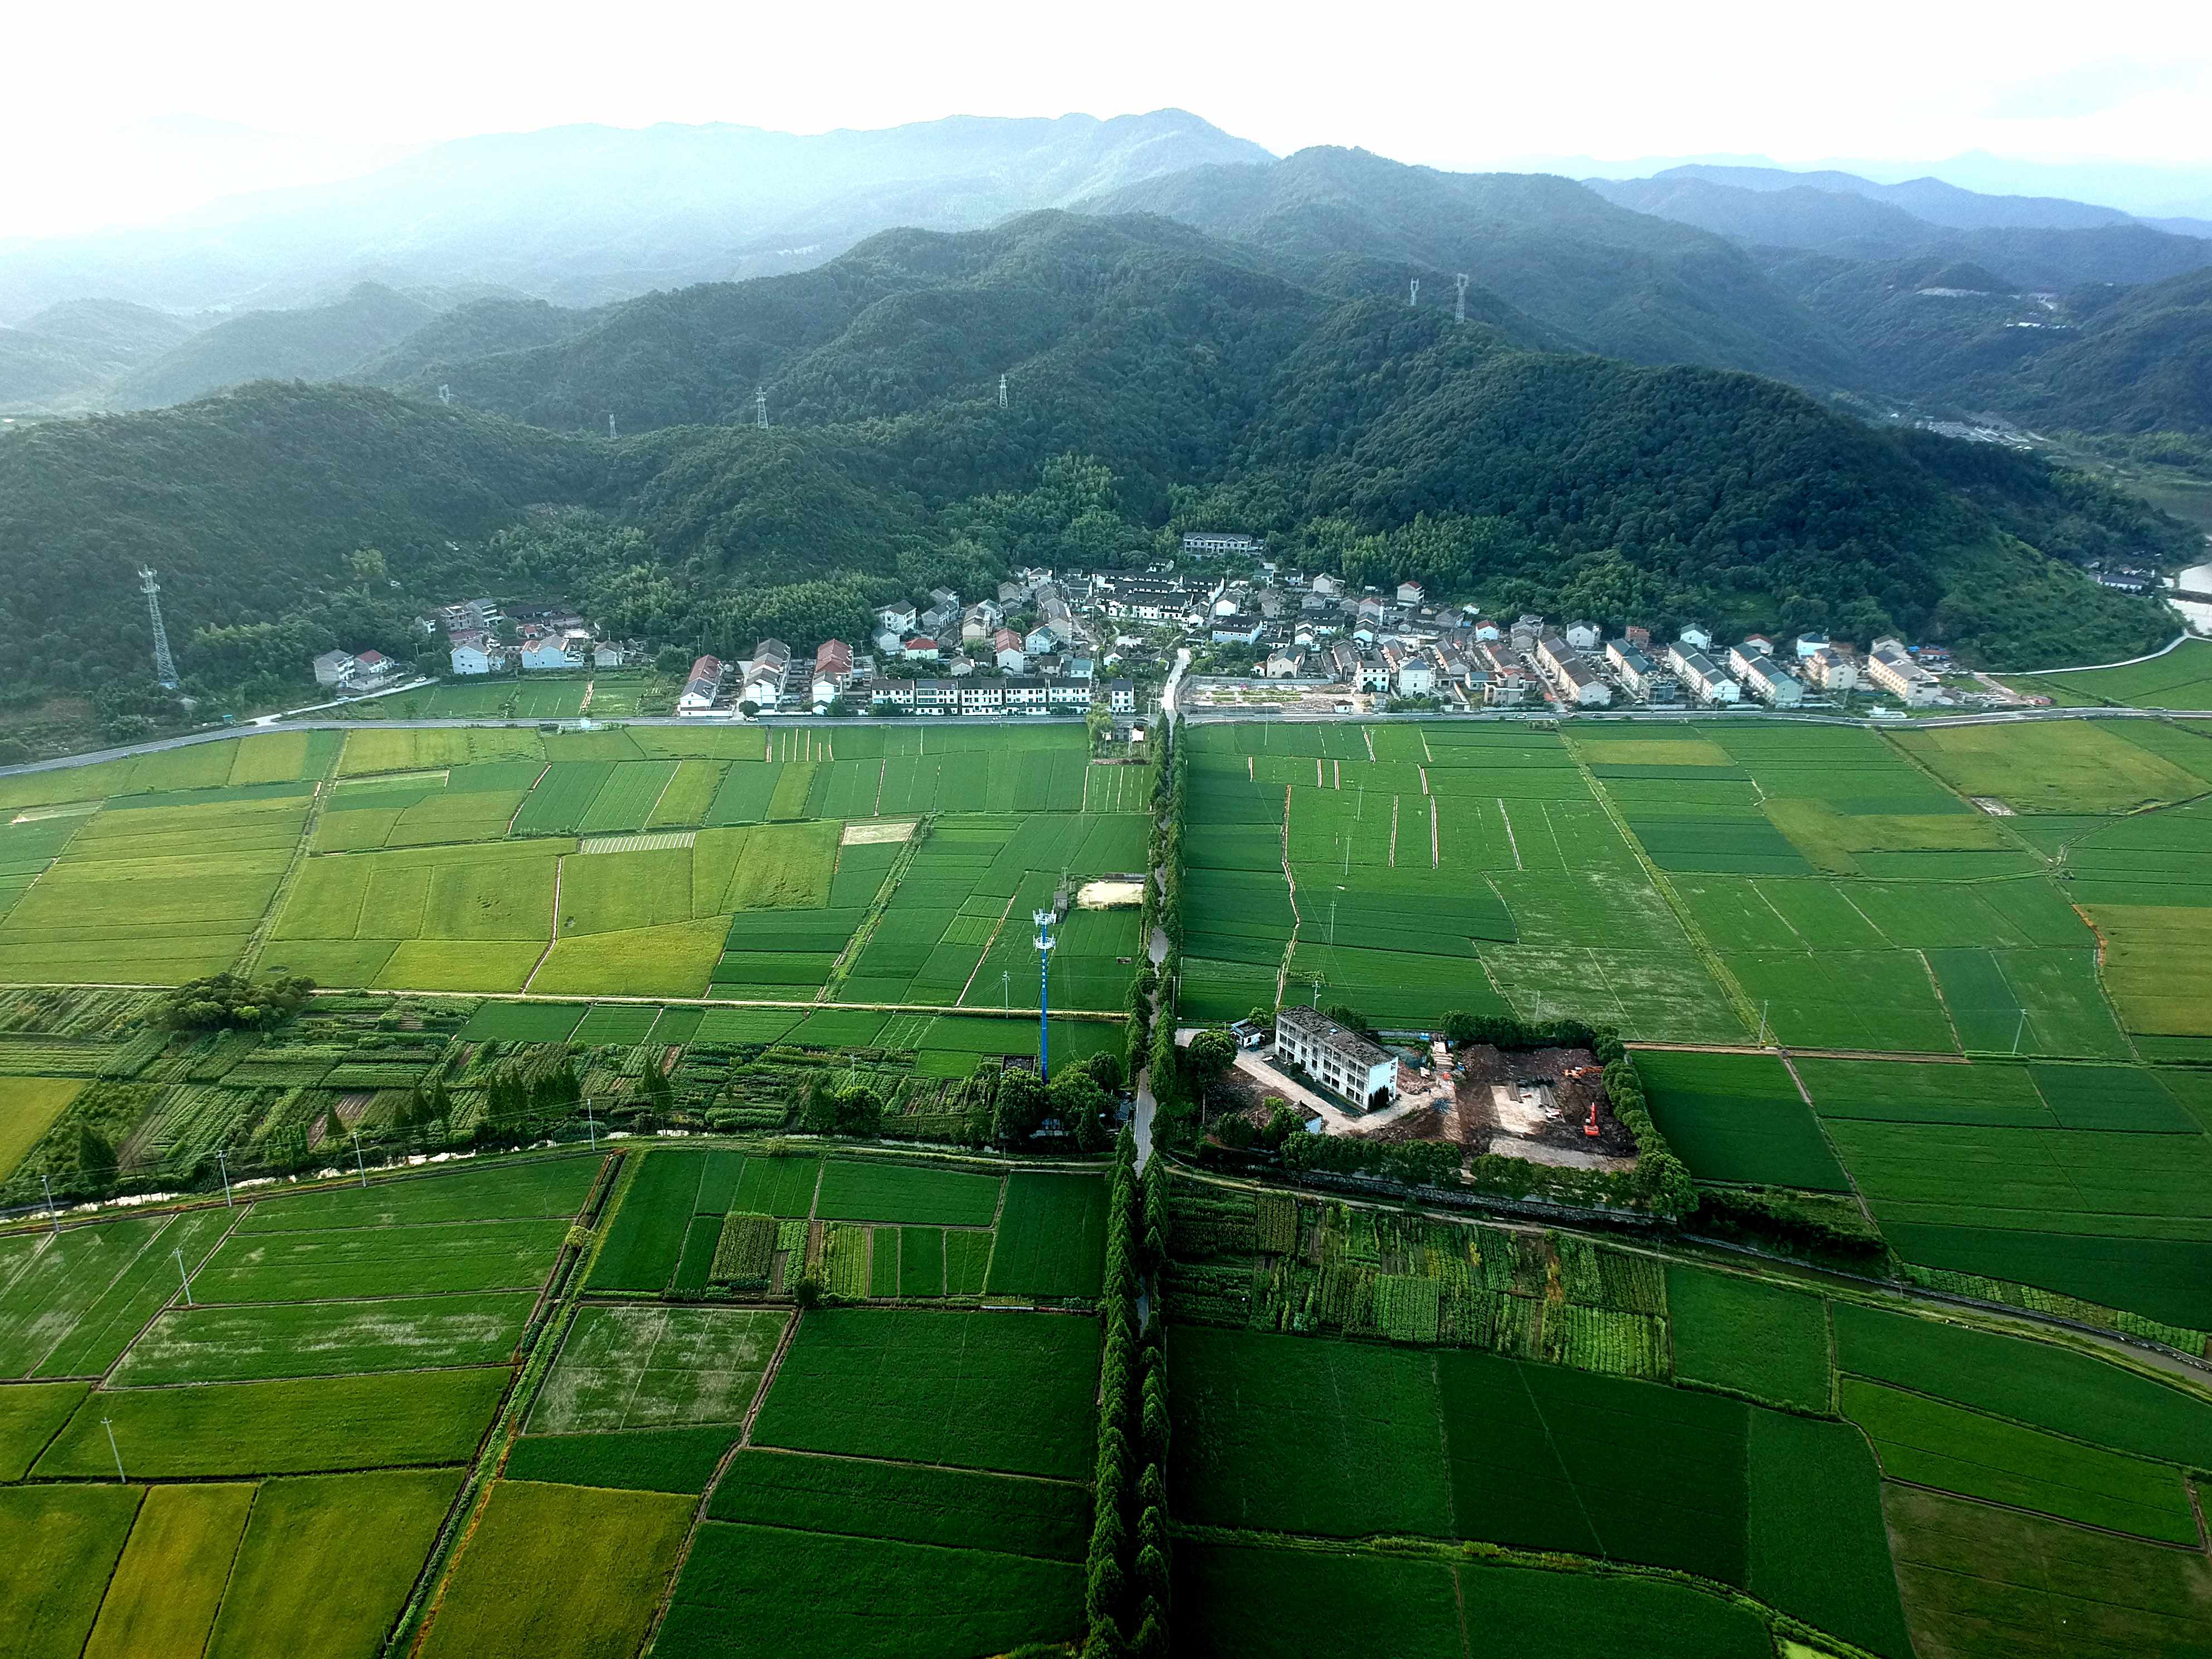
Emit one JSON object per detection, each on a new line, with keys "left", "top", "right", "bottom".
{"left": 751, "top": 1308, "right": 1100, "bottom": 1479}
{"left": 417, "top": 1479, "right": 693, "bottom": 1659}
{"left": 1843, "top": 1377, "right": 2200, "bottom": 1543}
{"left": 1632, "top": 1049, "right": 1849, "bottom": 1190}
{"left": 1885, "top": 1483, "right": 2212, "bottom": 1659}
{"left": 984, "top": 1172, "right": 1108, "bottom": 1299}
{"left": 814, "top": 1160, "right": 1001, "bottom": 1226}
{"left": 1664, "top": 1267, "right": 1831, "bottom": 1410}
{"left": 531, "top": 1304, "right": 787, "bottom": 1431}
{"left": 35, "top": 1366, "right": 508, "bottom": 1477}
{"left": 658, "top": 1518, "right": 1083, "bottom": 1659}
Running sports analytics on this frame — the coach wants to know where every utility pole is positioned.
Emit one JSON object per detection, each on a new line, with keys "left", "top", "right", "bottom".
{"left": 351, "top": 1129, "right": 366, "bottom": 1189}
{"left": 584, "top": 1098, "right": 598, "bottom": 1153}
{"left": 102, "top": 1418, "right": 125, "bottom": 1483}
{"left": 1757, "top": 1001, "right": 1770, "bottom": 1045}
{"left": 2012, "top": 1008, "right": 2028, "bottom": 1055}
{"left": 1033, "top": 908, "right": 1058, "bottom": 1083}
{"left": 215, "top": 1149, "right": 232, "bottom": 1207}
{"left": 173, "top": 1249, "right": 193, "bottom": 1306}
{"left": 41, "top": 1173, "right": 58, "bottom": 1234}
{"left": 1002, "top": 969, "right": 1010, "bottom": 1010}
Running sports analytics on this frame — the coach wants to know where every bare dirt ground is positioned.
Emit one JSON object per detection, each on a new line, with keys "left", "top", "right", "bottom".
{"left": 1365, "top": 1042, "right": 1635, "bottom": 1171}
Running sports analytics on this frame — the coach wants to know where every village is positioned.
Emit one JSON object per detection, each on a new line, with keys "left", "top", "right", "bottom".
{"left": 306, "top": 531, "right": 2018, "bottom": 721}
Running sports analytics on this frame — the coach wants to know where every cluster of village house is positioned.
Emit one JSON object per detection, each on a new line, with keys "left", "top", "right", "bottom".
{"left": 1146, "top": 535, "right": 1951, "bottom": 710}
{"left": 323, "top": 532, "right": 1953, "bottom": 716}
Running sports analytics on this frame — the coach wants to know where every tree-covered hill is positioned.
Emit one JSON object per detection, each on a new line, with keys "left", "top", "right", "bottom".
{"left": 113, "top": 283, "right": 448, "bottom": 410}
{"left": 0, "top": 212, "right": 2188, "bottom": 709}
{"left": 1973, "top": 269, "right": 2212, "bottom": 435}
{"left": 1083, "top": 147, "right": 1861, "bottom": 392}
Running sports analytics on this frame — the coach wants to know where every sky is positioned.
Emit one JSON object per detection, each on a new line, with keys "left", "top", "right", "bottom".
{"left": 7, "top": 0, "right": 2211, "bottom": 237}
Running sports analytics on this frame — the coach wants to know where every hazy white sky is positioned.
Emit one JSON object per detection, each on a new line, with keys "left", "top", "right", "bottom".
{"left": 6, "top": 0, "right": 2210, "bottom": 236}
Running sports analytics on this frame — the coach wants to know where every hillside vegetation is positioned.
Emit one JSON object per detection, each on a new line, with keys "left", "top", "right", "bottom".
{"left": 0, "top": 211, "right": 2184, "bottom": 714}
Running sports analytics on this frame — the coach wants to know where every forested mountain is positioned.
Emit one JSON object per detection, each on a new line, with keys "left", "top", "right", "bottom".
{"left": 1083, "top": 148, "right": 1860, "bottom": 392}
{"left": 1650, "top": 164, "right": 2146, "bottom": 231}
{"left": 0, "top": 298, "right": 202, "bottom": 413}
{"left": 1, "top": 210, "right": 2184, "bottom": 713}
{"left": 0, "top": 110, "right": 1272, "bottom": 320}
{"left": 112, "top": 282, "right": 451, "bottom": 409}
{"left": 1977, "top": 269, "right": 2212, "bottom": 434}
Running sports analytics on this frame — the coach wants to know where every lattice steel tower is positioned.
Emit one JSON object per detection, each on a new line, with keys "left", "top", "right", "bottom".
{"left": 139, "top": 567, "right": 178, "bottom": 688}
{"left": 755, "top": 386, "right": 768, "bottom": 429}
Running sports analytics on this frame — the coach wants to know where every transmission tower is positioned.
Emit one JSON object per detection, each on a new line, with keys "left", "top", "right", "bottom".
{"left": 755, "top": 386, "right": 768, "bottom": 429}
{"left": 139, "top": 567, "right": 178, "bottom": 688}
{"left": 1454, "top": 273, "right": 1470, "bottom": 323}
{"left": 998, "top": 372, "right": 1008, "bottom": 410}
{"left": 1032, "top": 908, "right": 1058, "bottom": 1081}
{"left": 436, "top": 384, "right": 453, "bottom": 406}
{"left": 607, "top": 412, "right": 617, "bottom": 439}
{"left": 1408, "top": 277, "right": 1419, "bottom": 307}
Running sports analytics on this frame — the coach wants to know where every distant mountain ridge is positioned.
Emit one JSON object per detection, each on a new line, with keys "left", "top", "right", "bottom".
{"left": 0, "top": 110, "right": 1274, "bottom": 322}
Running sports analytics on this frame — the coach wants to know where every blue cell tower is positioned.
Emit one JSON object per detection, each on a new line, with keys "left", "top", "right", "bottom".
{"left": 1032, "top": 907, "right": 1058, "bottom": 1081}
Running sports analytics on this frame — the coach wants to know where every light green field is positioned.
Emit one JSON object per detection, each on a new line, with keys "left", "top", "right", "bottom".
{"left": 1889, "top": 721, "right": 2210, "bottom": 813}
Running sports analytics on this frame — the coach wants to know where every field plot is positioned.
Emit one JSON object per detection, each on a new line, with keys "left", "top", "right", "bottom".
{"left": 1665, "top": 1267, "right": 1831, "bottom": 1410}
{"left": 0, "top": 1075, "right": 84, "bottom": 1178}
{"left": 418, "top": 1478, "right": 693, "bottom": 1659}
{"left": 661, "top": 1516, "right": 1083, "bottom": 1659}
{"left": 751, "top": 1307, "right": 1099, "bottom": 1478}
{"left": 195, "top": 1216, "right": 568, "bottom": 1300}
{"left": 1890, "top": 719, "right": 2210, "bottom": 813}
{"left": 1169, "top": 1318, "right": 1909, "bottom": 1653}
{"left": 2003, "top": 639, "right": 2212, "bottom": 709}
{"left": 985, "top": 1171, "right": 1108, "bottom": 1299}
{"left": 111, "top": 1291, "right": 533, "bottom": 1384}
{"left": 814, "top": 1158, "right": 1001, "bottom": 1226}
{"left": 1885, "top": 1483, "right": 2212, "bottom": 1659}
{"left": 530, "top": 1304, "right": 785, "bottom": 1430}
{"left": 1632, "top": 1049, "right": 1848, "bottom": 1190}
{"left": 264, "top": 838, "right": 566, "bottom": 992}
{"left": 78, "top": 1481, "right": 254, "bottom": 1659}
{"left": 0, "top": 1484, "right": 144, "bottom": 1659}
{"left": 1844, "top": 1376, "right": 2199, "bottom": 1542}
{"left": 35, "top": 1366, "right": 508, "bottom": 1476}
{"left": 1175, "top": 1542, "right": 1774, "bottom": 1659}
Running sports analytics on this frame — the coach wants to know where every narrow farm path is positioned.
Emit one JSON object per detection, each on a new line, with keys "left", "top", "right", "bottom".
{"left": 237, "top": 776, "right": 333, "bottom": 975}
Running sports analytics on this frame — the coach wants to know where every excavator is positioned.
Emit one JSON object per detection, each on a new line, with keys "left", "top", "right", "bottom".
{"left": 1561, "top": 1065, "right": 1603, "bottom": 1137}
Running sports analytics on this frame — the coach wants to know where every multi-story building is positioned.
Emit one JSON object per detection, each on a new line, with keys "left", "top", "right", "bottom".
{"left": 1181, "top": 530, "right": 1265, "bottom": 554}
{"left": 1865, "top": 641, "right": 1939, "bottom": 706}
{"left": 1738, "top": 654, "right": 1806, "bottom": 707}
{"left": 677, "top": 656, "right": 725, "bottom": 712}
{"left": 1668, "top": 646, "right": 1740, "bottom": 705}
{"left": 1274, "top": 1007, "right": 1399, "bottom": 1110}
